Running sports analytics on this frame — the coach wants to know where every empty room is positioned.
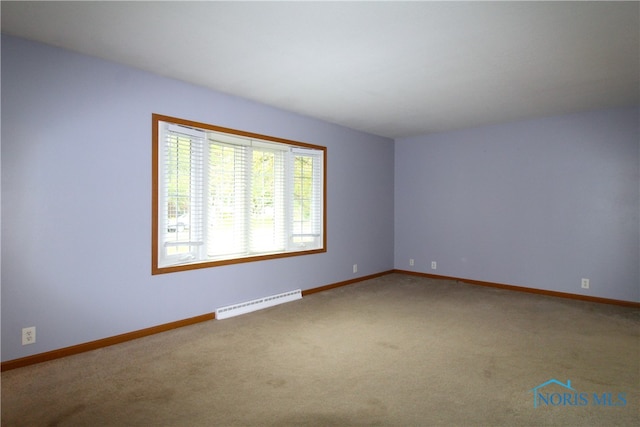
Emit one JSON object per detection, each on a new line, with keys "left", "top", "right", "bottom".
{"left": 1, "top": 2, "right": 638, "bottom": 426}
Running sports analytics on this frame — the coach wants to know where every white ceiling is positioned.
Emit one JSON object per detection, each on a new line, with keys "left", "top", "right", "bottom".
{"left": 2, "top": 1, "right": 639, "bottom": 138}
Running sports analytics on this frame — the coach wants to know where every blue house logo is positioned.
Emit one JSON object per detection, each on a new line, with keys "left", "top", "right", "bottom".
{"left": 530, "top": 379, "right": 627, "bottom": 408}
{"left": 530, "top": 379, "right": 576, "bottom": 408}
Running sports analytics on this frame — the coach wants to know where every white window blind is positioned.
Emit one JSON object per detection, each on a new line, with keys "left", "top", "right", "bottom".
{"left": 159, "top": 123, "right": 206, "bottom": 266}
{"left": 207, "top": 140, "right": 247, "bottom": 258}
{"left": 290, "top": 148, "right": 323, "bottom": 249}
{"left": 154, "top": 115, "right": 325, "bottom": 272}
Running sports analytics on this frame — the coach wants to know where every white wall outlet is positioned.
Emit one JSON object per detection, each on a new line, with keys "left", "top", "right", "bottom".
{"left": 431, "top": 261, "right": 437, "bottom": 270}
{"left": 409, "top": 259, "right": 414, "bottom": 266}
{"left": 353, "top": 264, "right": 358, "bottom": 273}
{"left": 22, "top": 326, "right": 36, "bottom": 345}
{"left": 581, "top": 278, "right": 590, "bottom": 289}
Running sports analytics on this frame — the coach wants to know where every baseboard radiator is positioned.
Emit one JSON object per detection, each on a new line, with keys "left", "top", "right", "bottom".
{"left": 215, "top": 289, "right": 302, "bottom": 320}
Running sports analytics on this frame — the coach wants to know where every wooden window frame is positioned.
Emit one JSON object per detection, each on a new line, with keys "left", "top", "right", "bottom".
{"left": 152, "top": 114, "right": 327, "bottom": 275}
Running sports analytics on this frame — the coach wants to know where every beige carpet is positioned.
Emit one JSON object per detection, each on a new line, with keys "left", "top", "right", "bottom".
{"left": 2, "top": 273, "right": 639, "bottom": 426}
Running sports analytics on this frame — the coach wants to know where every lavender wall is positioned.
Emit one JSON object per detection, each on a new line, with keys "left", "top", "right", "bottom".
{"left": 395, "top": 108, "right": 639, "bottom": 302}
{"left": 1, "top": 35, "right": 394, "bottom": 362}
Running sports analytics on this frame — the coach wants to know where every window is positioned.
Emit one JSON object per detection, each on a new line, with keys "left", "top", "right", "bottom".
{"left": 152, "top": 114, "right": 326, "bottom": 274}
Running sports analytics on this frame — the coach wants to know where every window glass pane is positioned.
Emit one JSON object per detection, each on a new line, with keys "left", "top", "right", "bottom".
{"left": 162, "top": 130, "right": 203, "bottom": 262}
{"left": 250, "top": 149, "right": 285, "bottom": 252}
{"left": 208, "top": 143, "right": 246, "bottom": 257}
{"left": 292, "top": 155, "right": 317, "bottom": 244}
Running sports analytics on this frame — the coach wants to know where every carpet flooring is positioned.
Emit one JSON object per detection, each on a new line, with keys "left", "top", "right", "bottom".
{"left": 2, "top": 273, "right": 639, "bottom": 426}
